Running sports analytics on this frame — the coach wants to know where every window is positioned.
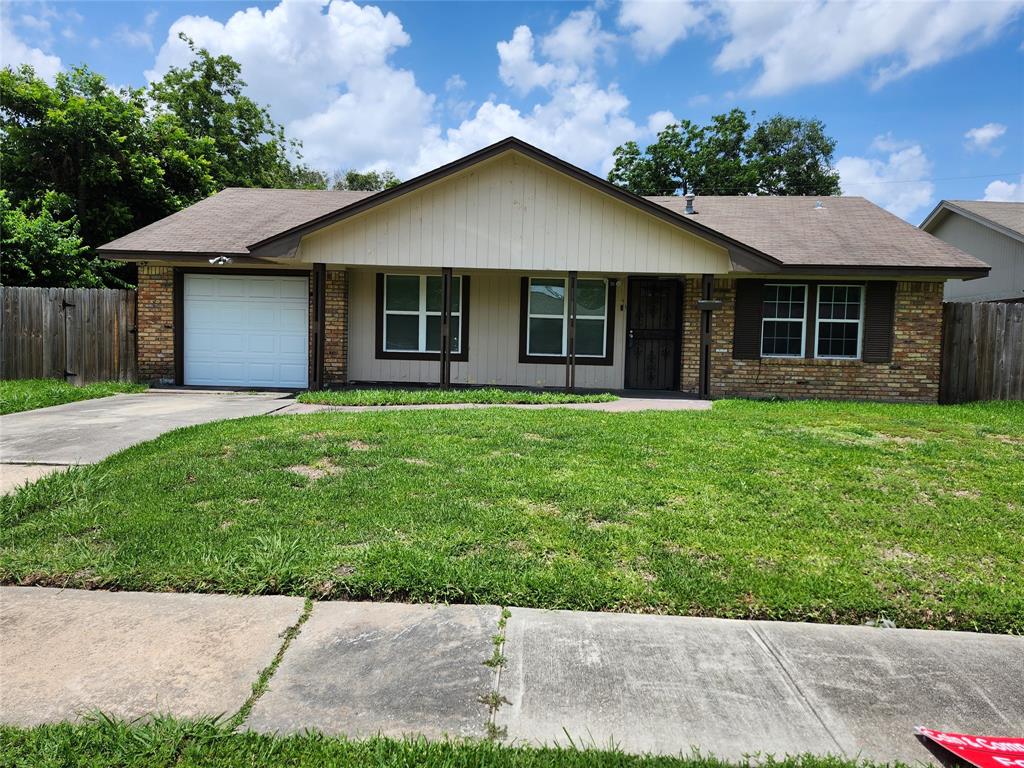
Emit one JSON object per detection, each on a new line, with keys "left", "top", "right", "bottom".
{"left": 816, "top": 285, "right": 863, "bottom": 359}
{"left": 761, "top": 284, "right": 806, "bottom": 357}
{"left": 377, "top": 274, "right": 468, "bottom": 360}
{"left": 520, "top": 277, "right": 614, "bottom": 365}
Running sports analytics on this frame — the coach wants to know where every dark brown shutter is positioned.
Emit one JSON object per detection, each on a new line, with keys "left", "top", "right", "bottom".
{"left": 862, "top": 281, "right": 896, "bottom": 362}
{"left": 732, "top": 279, "right": 765, "bottom": 360}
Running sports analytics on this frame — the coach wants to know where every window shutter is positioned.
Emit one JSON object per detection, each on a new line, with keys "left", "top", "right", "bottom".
{"left": 862, "top": 281, "right": 896, "bottom": 363}
{"left": 732, "top": 280, "right": 764, "bottom": 360}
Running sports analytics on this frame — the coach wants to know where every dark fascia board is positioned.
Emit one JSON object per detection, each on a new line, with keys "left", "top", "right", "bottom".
{"left": 920, "top": 200, "right": 1024, "bottom": 244}
{"left": 100, "top": 251, "right": 284, "bottom": 265}
{"left": 245, "top": 136, "right": 783, "bottom": 270}
{"left": 742, "top": 264, "right": 990, "bottom": 280}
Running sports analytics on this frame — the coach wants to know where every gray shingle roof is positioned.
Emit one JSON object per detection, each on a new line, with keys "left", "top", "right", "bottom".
{"left": 99, "top": 185, "right": 986, "bottom": 273}
{"left": 646, "top": 195, "right": 988, "bottom": 270}
{"left": 99, "top": 188, "right": 374, "bottom": 255}
{"left": 943, "top": 200, "right": 1024, "bottom": 238}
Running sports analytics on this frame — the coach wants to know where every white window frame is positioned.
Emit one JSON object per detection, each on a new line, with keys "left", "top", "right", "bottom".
{"left": 526, "top": 276, "right": 608, "bottom": 358}
{"left": 760, "top": 283, "right": 807, "bottom": 358}
{"left": 814, "top": 284, "right": 865, "bottom": 360}
{"left": 383, "top": 274, "right": 462, "bottom": 354}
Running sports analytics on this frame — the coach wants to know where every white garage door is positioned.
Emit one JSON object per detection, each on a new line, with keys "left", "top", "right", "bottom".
{"left": 183, "top": 273, "right": 308, "bottom": 388}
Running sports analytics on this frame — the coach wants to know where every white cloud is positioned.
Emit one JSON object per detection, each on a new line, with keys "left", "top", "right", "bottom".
{"left": 646, "top": 109, "right": 676, "bottom": 134}
{"left": 497, "top": 25, "right": 563, "bottom": 94}
{"left": 983, "top": 177, "right": 1024, "bottom": 202}
{"left": 618, "top": 0, "right": 705, "bottom": 59}
{"left": 712, "top": 0, "right": 1024, "bottom": 95}
{"left": 836, "top": 137, "right": 934, "bottom": 220}
{"left": 964, "top": 122, "right": 1007, "bottom": 153}
{"left": 146, "top": 0, "right": 643, "bottom": 180}
{"left": 0, "top": 20, "right": 62, "bottom": 81}
{"left": 148, "top": 0, "right": 435, "bottom": 174}
{"left": 540, "top": 9, "right": 615, "bottom": 67}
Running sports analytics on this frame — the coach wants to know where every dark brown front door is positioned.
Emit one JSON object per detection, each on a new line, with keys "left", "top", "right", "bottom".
{"left": 625, "top": 278, "right": 682, "bottom": 390}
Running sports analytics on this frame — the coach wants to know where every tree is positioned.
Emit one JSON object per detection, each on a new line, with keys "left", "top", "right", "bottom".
{"left": 0, "top": 190, "right": 115, "bottom": 287}
{"left": 332, "top": 169, "right": 402, "bottom": 192}
{"left": 0, "top": 64, "right": 216, "bottom": 254}
{"left": 1, "top": 42, "right": 328, "bottom": 287}
{"left": 608, "top": 109, "right": 839, "bottom": 197}
{"left": 149, "top": 34, "right": 324, "bottom": 190}
{"left": 746, "top": 115, "right": 841, "bottom": 196}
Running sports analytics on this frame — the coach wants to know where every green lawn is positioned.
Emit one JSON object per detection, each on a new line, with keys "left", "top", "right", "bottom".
{"left": 0, "top": 378, "right": 146, "bottom": 415}
{"left": 0, "top": 718, "right": 898, "bottom": 768}
{"left": 297, "top": 387, "right": 617, "bottom": 406}
{"left": 1, "top": 400, "right": 1021, "bottom": 632}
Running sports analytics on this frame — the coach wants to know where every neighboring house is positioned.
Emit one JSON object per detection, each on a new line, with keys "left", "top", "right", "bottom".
{"left": 99, "top": 137, "right": 988, "bottom": 403}
{"left": 920, "top": 200, "right": 1024, "bottom": 303}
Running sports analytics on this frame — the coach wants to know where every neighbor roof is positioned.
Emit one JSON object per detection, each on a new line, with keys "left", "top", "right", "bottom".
{"left": 649, "top": 195, "right": 988, "bottom": 272}
{"left": 98, "top": 137, "right": 988, "bottom": 277}
{"left": 920, "top": 199, "right": 1024, "bottom": 243}
{"left": 99, "top": 188, "right": 374, "bottom": 257}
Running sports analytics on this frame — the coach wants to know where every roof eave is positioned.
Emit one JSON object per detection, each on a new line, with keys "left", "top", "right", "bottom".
{"left": 920, "top": 201, "right": 1024, "bottom": 243}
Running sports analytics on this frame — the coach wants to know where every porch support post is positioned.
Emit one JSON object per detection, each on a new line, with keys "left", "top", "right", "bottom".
{"left": 699, "top": 273, "right": 713, "bottom": 399}
{"left": 310, "top": 262, "right": 327, "bottom": 391}
{"left": 565, "top": 270, "right": 577, "bottom": 392}
{"left": 439, "top": 267, "right": 453, "bottom": 390}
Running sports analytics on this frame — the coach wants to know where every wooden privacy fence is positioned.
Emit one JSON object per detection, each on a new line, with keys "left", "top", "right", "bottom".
{"left": 0, "top": 286, "right": 137, "bottom": 384}
{"left": 940, "top": 301, "right": 1024, "bottom": 404}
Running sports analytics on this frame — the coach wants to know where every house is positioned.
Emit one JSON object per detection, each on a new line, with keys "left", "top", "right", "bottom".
{"left": 99, "top": 137, "right": 989, "bottom": 403}
{"left": 920, "top": 200, "right": 1024, "bottom": 303}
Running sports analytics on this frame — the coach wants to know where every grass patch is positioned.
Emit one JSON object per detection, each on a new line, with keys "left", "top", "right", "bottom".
{"left": 0, "top": 717, "right": 905, "bottom": 768}
{"left": 297, "top": 387, "right": 617, "bottom": 407}
{"left": 0, "top": 378, "right": 146, "bottom": 415}
{"left": 1, "top": 400, "right": 1021, "bottom": 632}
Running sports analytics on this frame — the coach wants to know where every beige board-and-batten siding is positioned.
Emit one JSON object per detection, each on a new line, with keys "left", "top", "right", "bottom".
{"left": 346, "top": 268, "right": 627, "bottom": 389}
{"left": 298, "top": 152, "right": 730, "bottom": 275}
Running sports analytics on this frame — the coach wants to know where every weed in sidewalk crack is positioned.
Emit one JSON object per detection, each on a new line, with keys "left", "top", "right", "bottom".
{"left": 227, "top": 598, "right": 313, "bottom": 730}
{"left": 482, "top": 606, "right": 512, "bottom": 741}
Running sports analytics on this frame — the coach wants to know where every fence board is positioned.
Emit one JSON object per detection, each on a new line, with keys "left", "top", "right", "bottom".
{"left": 1, "top": 286, "right": 137, "bottom": 384}
{"left": 941, "top": 301, "right": 1024, "bottom": 403}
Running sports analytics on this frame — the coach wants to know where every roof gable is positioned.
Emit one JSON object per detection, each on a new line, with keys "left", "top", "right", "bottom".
{"left": 921, "top": 200, "right": 1024, "bottom": 243}
{"left": 246, "top": 137, "right": 777, "bottom": 271}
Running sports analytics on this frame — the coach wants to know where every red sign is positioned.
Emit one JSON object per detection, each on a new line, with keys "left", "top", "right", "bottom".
{"left": 916, "top": 727, "right": 1024, "bottom": 768}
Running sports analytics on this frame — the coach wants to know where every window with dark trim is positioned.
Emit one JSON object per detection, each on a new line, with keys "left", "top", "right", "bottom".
{"left": 760, "top": 284, "right": 807, "bottom": 357}
{"left": 815, "top": 284, "right": 864, "bottom": 359}
{"left": 755, "top": 281, "right": 866, "bottom": 361}
{"left": 375, "top": 273, "right": 470, "bottom": 361}
{"left": 519, "top": 277, "right": 615, "bottom": 365}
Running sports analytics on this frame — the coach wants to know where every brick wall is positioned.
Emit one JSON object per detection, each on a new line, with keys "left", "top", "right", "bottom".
{"left": 323, "top": 269, "right": 347, "bottom": 386}
{"left": 681, "top": 279, "right": 943, "bottom": 403}
{"left": 136, "top": 265, "right": 175, "bottom": 384}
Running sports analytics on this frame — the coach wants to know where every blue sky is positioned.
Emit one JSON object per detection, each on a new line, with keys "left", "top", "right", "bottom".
{"left": 3, "top": 0, "right": 1023, "bottom": 221}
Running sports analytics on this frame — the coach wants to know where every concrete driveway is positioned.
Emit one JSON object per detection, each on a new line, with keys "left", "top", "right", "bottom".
{"left": 0, "top": 391, "right": 293, "bottom": 492}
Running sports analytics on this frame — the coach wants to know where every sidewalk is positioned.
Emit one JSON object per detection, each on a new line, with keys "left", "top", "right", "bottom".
{"left": 1, "top": 587, "right": 1020, "bottom": 764}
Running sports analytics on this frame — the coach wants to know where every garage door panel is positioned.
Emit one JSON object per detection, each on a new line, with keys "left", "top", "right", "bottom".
{"left": 183, "top": 274, "right": 308, "bottom": 388}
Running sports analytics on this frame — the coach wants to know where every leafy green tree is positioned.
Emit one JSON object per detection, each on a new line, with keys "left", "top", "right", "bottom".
{"left": 332, "top": 169, "right": 402, "bottom": 192}
{"left": 746, "top": 114, "right": 841, "bottom": 196}
{"left": 149, "top": 34, "right": 322, "bottom": 190}
{"left": 0, "top": 189, "right": 116, "bottom": 287}
{"left": 609, "top": 109, "right": 839, "bottom": 197}
{"left": 0, "top": 64, "right": 216, "bottom": 254}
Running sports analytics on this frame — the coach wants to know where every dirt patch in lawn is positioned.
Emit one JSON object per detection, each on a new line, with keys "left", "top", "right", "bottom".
{"left": 287, "top": 458, "right": 344, "bottom": 481}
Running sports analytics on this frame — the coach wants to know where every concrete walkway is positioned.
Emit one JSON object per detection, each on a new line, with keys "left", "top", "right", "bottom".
{"left": 282, "top": 392, "right": 712, "bottom": 415}
{"left": 0, "top": 391, "right": 294, "bottom": 493}
{"left": 2, "top": 587, "right": 1020, "bottom": 764}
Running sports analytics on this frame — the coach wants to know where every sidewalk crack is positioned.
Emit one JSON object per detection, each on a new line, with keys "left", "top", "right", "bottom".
{"left": 748, "top": 623, "right": 846, "bottom": 755}
{"left": 228, "top": 597, "right": 313, "bottom": 731}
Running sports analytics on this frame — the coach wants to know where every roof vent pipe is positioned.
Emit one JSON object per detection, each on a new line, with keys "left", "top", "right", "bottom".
{"left": 684, "top": 193, "right": 696, "bottom": 215}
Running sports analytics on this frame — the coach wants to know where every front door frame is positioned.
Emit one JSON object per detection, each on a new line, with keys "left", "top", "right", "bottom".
{"left": 624, "top": 276, "right": 683, "bottom": 390}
